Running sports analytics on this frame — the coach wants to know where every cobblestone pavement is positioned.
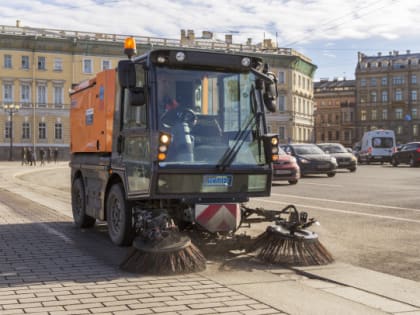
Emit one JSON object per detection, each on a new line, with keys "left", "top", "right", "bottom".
{"left": 0, "top": 179, "right": 286, "bottom": 315}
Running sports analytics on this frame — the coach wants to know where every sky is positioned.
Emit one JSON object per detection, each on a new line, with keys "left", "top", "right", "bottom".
{"left": 1, "top": 0, "right": 420, "bottom": 81}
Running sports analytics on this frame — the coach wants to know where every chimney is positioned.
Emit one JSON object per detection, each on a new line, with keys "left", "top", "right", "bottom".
{"left": 202, "top": 31, "right": 213, "bottom": 39}
{"left": 187, "top": 29, "right": 195, "bottom": 41}
{"left": 263, "top": 39, "right": 273, "bottom": 49}
{"left": 225, "top": 34, "right": 232, "bottom": 44}
{"left": 357, "top": 52, "right": 364, "bottom": 62}
{"left": 16, "top": 20, "right": 20, "bottom": 27}
{"left": 180, "top": 29, "right": 187, "bottom": 45}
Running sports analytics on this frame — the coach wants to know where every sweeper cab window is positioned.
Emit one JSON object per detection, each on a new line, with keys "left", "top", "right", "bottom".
{"left": 156, "top": 66, "right": 267, "bottom": 168}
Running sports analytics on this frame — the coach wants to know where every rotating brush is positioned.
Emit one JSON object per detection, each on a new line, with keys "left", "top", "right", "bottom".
{"left": 250, "top": 205, "right": 333, "bottom": 266}
{"left": 120, "top": 210, "right": 206, "bottom": 275}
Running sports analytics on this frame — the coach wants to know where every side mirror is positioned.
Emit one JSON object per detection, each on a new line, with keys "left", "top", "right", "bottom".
{"left": 118, "top": 60, "right": 136, "bottom": 88}
{"left": 263, "top": 72, "right": 278, "bottom": 113}
{"left": 128, "top": 87, "right": 145, "bottom": 106}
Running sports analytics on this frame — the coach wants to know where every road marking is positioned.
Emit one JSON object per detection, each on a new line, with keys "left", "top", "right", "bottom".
{"left": 298, "top": 182, "right": 343, "bottom": 187}
{"left": 257, "top": 199, "right": 420, "bottom": 224}
{"left": 271, "top": 193, "right": 420, "bottom": 212}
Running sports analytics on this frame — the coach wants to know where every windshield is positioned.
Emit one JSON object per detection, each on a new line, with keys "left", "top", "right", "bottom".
{"left": 156, "top": 66, "right": 265, "bottom": 168}
{"left": 318, "top": 144, "right": 347, "bottom": 153}
{"left": 294, "top": 144, "right": 325, "bottom": 155}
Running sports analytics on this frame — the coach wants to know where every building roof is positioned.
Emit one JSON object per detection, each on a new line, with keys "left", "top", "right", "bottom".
{"left": 314, "top": 79, "right": 356, "bottom": 90}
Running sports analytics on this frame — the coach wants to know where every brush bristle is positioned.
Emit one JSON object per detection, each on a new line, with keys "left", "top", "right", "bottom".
{"left": 120, "top": 242, "right": 206, "bottom": 274}
{"left": 252, "top": 228, "right": 333, "bottom": 266}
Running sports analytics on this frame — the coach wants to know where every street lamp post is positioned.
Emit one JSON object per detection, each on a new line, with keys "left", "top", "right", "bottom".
{"left": 3, "top": 104, "right": 20, "bottom": 161}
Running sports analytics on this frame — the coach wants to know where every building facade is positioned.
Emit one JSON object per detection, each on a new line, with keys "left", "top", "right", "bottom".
{"left": 266, "top": 54, "right": 317, "bottom": 144}
{"left": 1, "top": 23, "right": 315, "bottom": 160}
{"left": 356, "top": 51, "right": 420, "bottom": 144}
{"left": 313, "top": 78, "right": 356, "bottom": 147}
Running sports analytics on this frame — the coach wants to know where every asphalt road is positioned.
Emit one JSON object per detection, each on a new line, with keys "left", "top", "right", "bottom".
{"left": 259, "top": 164, "right": 420, "bottom": 281}
{"left": 5, "top": 162, "right": 420, "bottom": 282}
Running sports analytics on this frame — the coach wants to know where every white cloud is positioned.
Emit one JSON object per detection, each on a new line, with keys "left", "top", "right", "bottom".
{"left": 1, "top": 0, "right": 418, "bottom": 45}
{"left": 2, "top": 0, "right": 420, "bottom": 80}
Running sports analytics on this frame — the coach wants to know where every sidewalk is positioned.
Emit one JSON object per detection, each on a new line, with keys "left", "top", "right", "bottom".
{"left": 1, "top": 161, "right": 420, "bottom": 315}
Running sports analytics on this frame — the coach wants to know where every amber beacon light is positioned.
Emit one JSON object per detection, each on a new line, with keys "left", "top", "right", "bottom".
{"left": 124, "top": 37, "right": 137, "bottom": 59}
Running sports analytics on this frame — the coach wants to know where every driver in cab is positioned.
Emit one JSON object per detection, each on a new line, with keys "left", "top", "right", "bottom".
{"left": 158, "top": 76, "right": 195, "bottom": 161}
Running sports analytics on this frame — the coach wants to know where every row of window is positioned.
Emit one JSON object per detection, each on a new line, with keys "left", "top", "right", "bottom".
{"left": 360, "top": 108, "right": 418, "bottom": 121}
{"left": 4, "top": 121, "right": 63, "bottom": 140}
{"left": 277, "top": 95, "right": 314, "bottom": 116}
{"left": 2, "top": 83, "right": 63, "bottom": 105}
{"left": 360, "top": 75, "right": 417, "bottom": 87}
{"left": 318, "top": 112, "right": 355, "bottom": 124}
{"left": 365, "top": 125, "right": 419, "bottom": 136}
{"left": 360, "top": 58, "right": 420, "bottom": 70}
{"left": 2, "top": 54, "right": 112, "bottom": 73}
{"left": 360, "top": 90, "right": 418, "bottom": 103}
{"left": 277, "top": 71, "right": 313, "bottom": 92}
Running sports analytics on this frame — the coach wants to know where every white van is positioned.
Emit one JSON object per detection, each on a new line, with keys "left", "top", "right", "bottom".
{"left": 359, "top": 129, "right": 396, "bottom": 164}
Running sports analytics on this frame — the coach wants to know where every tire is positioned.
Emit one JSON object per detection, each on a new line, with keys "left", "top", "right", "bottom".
{"left": 391, "top": 157, "right": 399, "bottom": 167}
{"left": 71, "top": 177, "right": 96, "bottom": 228}
{"left": 106, "top": 183, "right": 134, "bottom": 246}
{"left": 349, "top": 167, "right": 356, "bottom": 172}
{"left": 288, "top": 179, "right": 298, "bottom": 185}
{"left": 327, "top": 172, "right": 336, "bottom": 177}
{"left": 409, "top": 156, "right": 415, "bottom": 167}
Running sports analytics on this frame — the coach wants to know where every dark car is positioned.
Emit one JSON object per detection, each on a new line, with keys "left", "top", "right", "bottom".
{"left": 317, "top": 143, "right": 357, "bottom": 172}
{"left": 280, "top": 143, "right": 337, "bottom": 177}
{"left": 272, "top": 146, "right": 301, "bottom": 184}
{"left": 391, "top": 142, "right": 420, "bottom": 167}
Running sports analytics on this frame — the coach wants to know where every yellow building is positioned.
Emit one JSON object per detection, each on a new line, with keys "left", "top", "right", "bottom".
{"left": 1, "top": 23, "right": 315, "bottom": 160}
{"left": 0, "top": 23, "right": 123, "bottom": 160}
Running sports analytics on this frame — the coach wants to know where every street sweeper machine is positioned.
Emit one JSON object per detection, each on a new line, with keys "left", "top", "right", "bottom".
{"left": 69, "top": 38, "right": 333, "bottom": 274}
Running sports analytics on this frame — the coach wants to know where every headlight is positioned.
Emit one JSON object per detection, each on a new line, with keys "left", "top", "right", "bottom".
{"left": 331, "top": 157, "right": 337, "bottom": 165}
{"left": 299, "top": 157, "right": 309, "bottom": 164}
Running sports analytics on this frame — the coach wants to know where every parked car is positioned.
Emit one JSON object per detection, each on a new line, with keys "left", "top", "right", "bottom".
{"left": 391, "top": 142, "right": 420, "bottom": 167}
{"left": 280, "top": 143, "right": 337, "bottom": 177}
{"left": 317, "top": 143, "right": 357, "bottom": 172}
{"left": 272, "top": 146, "right": 301, "bottom": 184}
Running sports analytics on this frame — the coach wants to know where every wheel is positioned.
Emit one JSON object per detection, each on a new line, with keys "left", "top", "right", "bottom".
{"left": 106, "top": 183, "right": 134, "bottom": 246}
{"left": 349, "top": 167, "right": 356, "bottom": 172}
{"left": 71, "top": 177, "right": 96, "bottom": 228}
{"left": 409, "top": 155, "right": 416, "bottom": 167}
{"left": 327, "top": 172, "right": 336, "bottom": 177}
{"left": 391, "top": 157, "right": 399, "bottom": 167}
{"left": 288, "top": 179, "right": 298, "bottom": 185}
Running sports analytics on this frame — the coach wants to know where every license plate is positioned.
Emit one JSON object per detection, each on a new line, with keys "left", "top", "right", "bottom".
{"left": 203, "top": 175, "right": 233, "bottom": 187}
{"left": 318, "top": 164, "right": 330, "bottom": 169}
{"left": 340, "top": 161, "right": 350, "bottom": 165}
{"left": 275, "top": 170, "right": 292, "bottom": 175}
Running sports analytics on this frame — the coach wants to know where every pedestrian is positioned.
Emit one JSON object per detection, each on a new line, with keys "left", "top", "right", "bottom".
{"left": 32, "top": 149, "right": 37, "bottom": 166}
{"left": 47, "top": 147, "right": 52, "bottom": 163}
{"left": 39, "top": 148, "right": 45, "bottom": 166}
{"left": 21, "top": 147, "right": 27, "bottom": 166}
{"left": 27, "top": 148, "right": 33, "bottom": 166}
{"left": 53, "top": 148, "right": 58, "bottom": 163}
